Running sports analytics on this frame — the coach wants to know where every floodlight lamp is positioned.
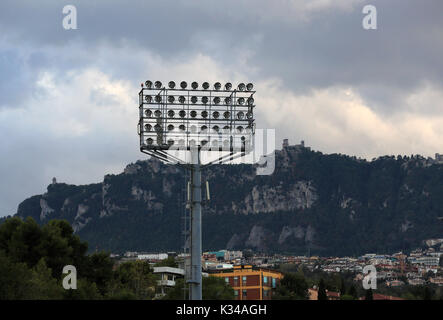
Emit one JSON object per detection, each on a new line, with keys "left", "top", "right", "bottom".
{"left": 168, "top": 81, "right": 176, "bottom": 89}
{"left": 238, "top": 83, "right": 246, "bottom": 91}
{"left": 154, "top": 110, "right": 161, "bottom": 118}
{"left": 246, "top": 111, "right": 253, "bottom": 119}
{"left": 168, "top": 96, "right": 175, "bottom": 103}
{"left": 154, "top": 124, "right": 162, "bottom": 131}
{"left": 179, "top": 110, "right": 186, "bottom": 118}
{"left": 202, "top": 82, "right": 210, "bottom": 90}
{"left": 155, "top": 95, "right": 162, "bottom": 103}
{"left": 237, "top": 126, "right": 244, "bottom": 133}
{"left": 201, "top": 110, "right": 208, "bottom": 118}
{"left": 213, "top": 111, "right": 220, "bottom": 119}
{"left": 246, "top": 83, "right": 254, "bottom": 91}
{"left": 168, "top": 110, "right": 175, "bottom": 118}
{"left": 191, "top": 82, "right": 198, "bottom": 89}
{"left": 179, "top": 96, "right": 186, "bottom": 104}
{"left": 145, "top": 95, "right": 152, "bottom": 103}
{"left": 214, "top": 82, "right": 221, "bottom": 90}
{"left": 190, "top": 110, "right": 197, "bottom": 118}
{"left": 202, "top": 96, "right": 209, "bottom": 104}
{"left": 212, "top": 125, "right": 219, "bottom": 132}
{"left": 237, "top": 97, "right": 245, "bottom": 105}
{"left": 144, "top": 124, "right": 152, "bottom": 131}
{"left": 223, "top": 125, "right": 230, "bottom": 133}
{"left": 237, "top": 111, "right": 245, "bottom": 120}
{"left": 145, "top": 109, "right": 152, "bottom": 117}
{"left": 247, "top": 97, "right": 254, "bottom": 105}
{"left": 167, "top": 139, "right": 174, "bottom": 146}
{"left": 223, "top": 111, "right": 230, "bottom": 119}
{"left": 201, "top": 125, "right": 208, "bottom": 132}
{"left": 213, "top": 97, "right": 220, "bottom": 104}
{"left": 155, "top": 81, "right": 162, "bottom": 89}
{"left": 224, "top": 97, "right": 231, "bottom": 105}
{"left": 145, "top": 80, "right": 153, "bottom": 88}
{"left": 225, "top": 82, "right": 232, "bottom": 91}
{"left": 179, "top": 124, "right": 186, "bottom": 131}
{"left": 168, "top": 124, "right": 174, "bottom": 131}
{"left": 146, "top": 138, "right": 154, "bottom": 145}
{"left": 180, "top": 81, "right": 187, "bottom": 89}
{"left": 191, "top": 96, "right": 198, "bottom": 104}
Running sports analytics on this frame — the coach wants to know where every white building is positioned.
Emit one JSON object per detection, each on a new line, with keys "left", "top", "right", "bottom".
{"left": 153, "top": 267, "right": 185, "bottom": 298}
{"left": 414, "top": 256, "right": 440, "bottom": 267}
{"left": 206, "top": 263, "right": 234, "bottom": 271}
{"left": 408, "top": 278, "right": 426, "bottom": 286}
{"left": 224, "top": 250, "right": 243, "bottom": 261}
{"left": 137, "top": 253, "right": 168, "bottom": 261}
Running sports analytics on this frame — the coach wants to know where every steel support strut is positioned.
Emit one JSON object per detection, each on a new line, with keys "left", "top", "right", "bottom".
{"left": 189, "top": 147, "right": 202, "bottom": 300}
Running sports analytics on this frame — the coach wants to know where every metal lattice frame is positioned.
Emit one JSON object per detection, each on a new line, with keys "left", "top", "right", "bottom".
{"left": 138, "top": 81, "right": 255, "bottom": 165}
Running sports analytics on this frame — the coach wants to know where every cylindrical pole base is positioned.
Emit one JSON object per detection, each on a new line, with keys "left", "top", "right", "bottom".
{"left": 189, "top": 148, "right": 202, "bottom": 300}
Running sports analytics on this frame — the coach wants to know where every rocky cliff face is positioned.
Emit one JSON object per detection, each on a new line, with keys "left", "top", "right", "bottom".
{"left": 13, "top": 145, "right": 443, "bottom": 255}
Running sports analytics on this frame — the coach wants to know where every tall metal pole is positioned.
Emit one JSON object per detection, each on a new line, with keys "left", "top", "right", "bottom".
{"left": 189, "top": 147, "right": 202, "bottom": 300}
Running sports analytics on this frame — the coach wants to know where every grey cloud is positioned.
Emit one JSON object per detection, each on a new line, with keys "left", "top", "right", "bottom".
{"left": 1, "top": 0, "right": 442, "bottom": 102}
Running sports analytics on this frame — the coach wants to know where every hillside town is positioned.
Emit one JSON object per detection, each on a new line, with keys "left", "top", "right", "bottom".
{"left": 112, "top": 241, "right": 443, "bottom": 300}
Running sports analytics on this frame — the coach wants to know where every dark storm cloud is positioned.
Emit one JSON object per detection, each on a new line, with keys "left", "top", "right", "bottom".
{"left": 1, "top": 0, "right": 442, "bottom": 113}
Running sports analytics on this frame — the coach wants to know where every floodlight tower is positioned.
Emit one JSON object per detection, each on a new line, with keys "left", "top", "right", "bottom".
{"left": 138, "top": 80, "right": 256, "bottom": 300}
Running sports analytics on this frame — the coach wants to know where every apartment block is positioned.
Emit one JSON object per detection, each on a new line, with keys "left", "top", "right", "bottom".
{"left": 211, "top": 265, "right": 283, "bottom": 300}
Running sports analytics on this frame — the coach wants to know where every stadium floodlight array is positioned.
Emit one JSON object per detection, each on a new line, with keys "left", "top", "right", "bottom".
{"left": 138, "top": 81, "right": 255, "bottom": 163}
{"left": 137, "top": 80, "right": 257, "bottom": 301}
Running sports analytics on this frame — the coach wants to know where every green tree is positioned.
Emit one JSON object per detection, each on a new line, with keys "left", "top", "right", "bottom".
{"left": 110, "top": 260, "right": 156, "bottom": 299}
{"left": 318, "top": 279, "right": 327, "bottom": 300}
{"left": 0, "top": 217, "right": 88, "bottom": 279}
{"left": 273, "top": 272, "right": 309, "bottom": 300}
{"left": 340, "top": 277, "right": 346, "bottom": 296}
{"left": 365, "top": 288, "right": 373, "bottom": 300}
{"left": 0, "top": 217, "right": 116, "bottom": 300}
{"left": 154, "top": 256, "right": 178, "bottom": 268}
{"left": 423, "top": 286, "right": 432, "bottom": 300}
{"left": 202, "top": 276, "right": 235, "bottom": 300}
{"left": 348, "top": 284, "right": 358, "bottom": 299}
{"left": 82, "top": 251, "right": 114, "bottom": 295}
{"left": 63, "top": 279, "right": 102, "bottom": 300}
{"left": 0, "top": 250, "right": 32, "bottom": 299}
{"left": 27, "top": 258, "right": 64, "bottom": 299}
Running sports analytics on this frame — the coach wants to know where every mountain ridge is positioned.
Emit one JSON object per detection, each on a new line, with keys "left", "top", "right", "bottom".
{"left": 7, "top": 142, "right": 443, "bottom": 256}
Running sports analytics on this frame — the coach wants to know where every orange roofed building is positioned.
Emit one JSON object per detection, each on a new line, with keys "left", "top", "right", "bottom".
{"left": 360, "top": 293, "right": 405, "bottom": 300}
{"left": 308, "top": 288, "right": 341, "bottom": 300}
{"left": 210, "top": 265, "right": 283, "bottom": 300}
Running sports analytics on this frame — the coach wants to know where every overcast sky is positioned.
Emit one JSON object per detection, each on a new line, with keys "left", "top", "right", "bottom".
{"left": 1, "top": 0, "right": 442, "bottom": 216}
